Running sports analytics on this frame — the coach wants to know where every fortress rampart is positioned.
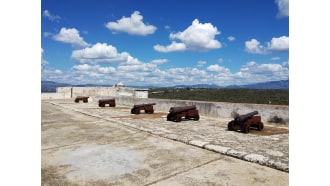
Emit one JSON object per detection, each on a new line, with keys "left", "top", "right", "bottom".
{"left": 41, "top": 86, "right": 289, "bottom": 125}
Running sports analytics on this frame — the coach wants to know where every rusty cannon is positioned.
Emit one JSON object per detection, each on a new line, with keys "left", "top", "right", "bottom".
{"left": 167, "top": 105, "right": 200, "bottom": 122}
{"left": 98, "top": 99, "right": 116, "bottom": 107}
{"left": 74, "top": 96, "right": 89, "bottom": 103}
{"left": 227, "top": 111, "right": 264, "bottom": 133}
{"left": 130, "top": 103, "right": 156, "bottom": 114}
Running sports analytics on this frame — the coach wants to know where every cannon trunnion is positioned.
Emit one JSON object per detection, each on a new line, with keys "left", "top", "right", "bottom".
{"left": 131, "top": 103, "right": 156, "bottom": 114}
{"left": 227, "top": 111, "right": 264, "bottom": 133}
{"left": 167, "top": 105, "right": 199, "bottom": 122}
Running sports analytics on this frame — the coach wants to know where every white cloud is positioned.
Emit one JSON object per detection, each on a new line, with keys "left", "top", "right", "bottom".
{"left": 42, "top": 56, "right": 288, "bottom": 87}
{"left": 154, "top": 41, "right": 186, "bottom": 52}
{"left": 206, "top": 64, "right": 230, "bottom": 73}
{"left": 71, "top": 43, "right": 131, "bottom": 64}
{"left": 271, "top": 57, "right": 280, "bottom": 61}
{"left": 105, "top": 11, "right": 157, "bottom": 35}
{"left": 154, "top": 19, "right": 221, "bottom": 52}
{"left": 266, "top": 36, "right": 289, "bottom": 52}
{"left": 43, "top": 32, "right": 53, "bottom": 37}
{"left": 245, "top": 36, "right": 289, "bottom": 54}
{"left": 54, "top": 70, "right": 63, "bottom": 74}
{"left": 53, "top": 28, "right": 90, "bottom": 48}
{"left": 245, "top": 39, "right": 265, "bottom": 54}
{"left": 227, "top": 36, "right": 236, "bottom": 42}
{"left": 97, "top": 66, "right": 116, "bottom": 74}
{"left": 235, "top": 61, "right": 288, "bottom": 83}
{"left": 218, "top": 58, "right": 224, "bottom": 63}
{"left": 275, "top": 0, "right": 289, "bottom": 18}
{"left": 197, "top": 60, "right": 207, "bottom": 67}
{"left": 72, "top": 64, "right": 91, "bottom": 71}
{"left": 41, "top": 48, "right": 48, "bottom": 67}
{"left": 150, "top": 59, "right": 168, "bottom": 64}
{"left": 42, "top": 10, "right": 61, "bottom": 22}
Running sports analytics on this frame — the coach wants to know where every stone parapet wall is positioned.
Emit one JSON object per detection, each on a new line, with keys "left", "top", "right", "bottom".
{"left": 114, "top": 97, "right": 289, "bottom": 125}
{"left": 41, "top": 87, "right": 289, "bottom": 125}
{"left": 41, "top": 92, "right": 71, "bottom": 100}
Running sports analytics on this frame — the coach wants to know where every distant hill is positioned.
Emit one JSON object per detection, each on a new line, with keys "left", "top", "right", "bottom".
{"left": 225, "top": 80, "right": 289, "bottom": 89}
{"left": 41, "top": 81, "right": 72, "bottom": 92}
{"left": 41, "top": 79, "right": 289, "bottom": 92}
{"left": 168, "top": 80, "right": 289, "bottom": 89}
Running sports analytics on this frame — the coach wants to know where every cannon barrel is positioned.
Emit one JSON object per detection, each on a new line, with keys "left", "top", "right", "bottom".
{"left": 236, "top": 111, "right": 258, "bottom": 121}
{"left": 133, "top": 103, "right": 156, "bottom": 108}
{"left": 169, "top": 105, "right": 197, "bottom": 114}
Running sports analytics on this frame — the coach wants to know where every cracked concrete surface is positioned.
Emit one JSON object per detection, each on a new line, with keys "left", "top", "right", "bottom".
{"left": 42, "top": 99, "right": 289, "bottom": 185}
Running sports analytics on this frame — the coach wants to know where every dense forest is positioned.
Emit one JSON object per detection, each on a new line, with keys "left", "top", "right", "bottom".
{"left": 149, "top": 88, "right": 289, "bottom": 105}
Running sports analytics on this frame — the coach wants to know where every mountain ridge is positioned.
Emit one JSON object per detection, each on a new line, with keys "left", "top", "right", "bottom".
{"left": 41, "top": 80, "right": 289, "bottom": 92}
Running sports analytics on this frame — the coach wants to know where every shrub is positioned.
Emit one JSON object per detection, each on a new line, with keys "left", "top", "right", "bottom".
{"left": 268, "top": 115, "right": 286, "bottom": 124}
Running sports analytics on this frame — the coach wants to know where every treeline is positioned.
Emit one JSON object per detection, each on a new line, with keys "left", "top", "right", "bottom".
{"left": 148, "top": 88, "right": 289, "bottom": 105}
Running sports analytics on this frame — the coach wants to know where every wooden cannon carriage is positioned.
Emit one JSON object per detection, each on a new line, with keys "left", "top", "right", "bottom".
{"left": 166, "top": 105, "right": 199, "bottom": 122}
{"left": 227, "top": 111, "right": 264, "bottom": 133}
{"left": 74, "top": 96, "right": 89, "bottom": 103}
{"left": 98, "top": 99, "right": 116, "bottom": 107}
{"left": 131, "top": 103, "right": 156, "bottom": 114}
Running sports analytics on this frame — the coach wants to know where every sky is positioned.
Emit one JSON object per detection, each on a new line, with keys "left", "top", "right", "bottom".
{"left": 41, "top": 0, "right": 289, "bottom": 87}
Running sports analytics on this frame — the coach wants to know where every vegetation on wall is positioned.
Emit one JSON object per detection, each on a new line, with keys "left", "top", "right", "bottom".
{"left": 149, "top": 88, "right": 289, "bottom": 105}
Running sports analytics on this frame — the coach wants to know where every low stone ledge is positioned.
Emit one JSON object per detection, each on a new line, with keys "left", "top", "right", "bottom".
{"left": 188, "top": 140, "right": 209, "bottom": 148}
{"left": 204, "top": 144, "right": 230, "bottom": 154}
{"left": 226, "top": 149, "right": 248, "bottom": 159}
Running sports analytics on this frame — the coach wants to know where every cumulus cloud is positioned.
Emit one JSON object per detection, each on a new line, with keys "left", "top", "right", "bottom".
{"left": 227, "top": 36, "right": 236, "bottom": 42}
{"left": 97, "top": 66, "right": 116, "bottom": 74}
{"left": 154, "top": 19, "right": 221, "bottom": 52}
{"left": 197, "top": 60, "right": 207, "bottom": 67}
{"left": 206, "top": 64, "right": 230, "bottom": 73}
{"left": 266, "top": 36, "right": 289, "bottom": 52}
{"left": 150, "top": 59, "right": 168, "bottom": 64}
{"left": 245, "top": 36, "right": 289, "bottom": 54}
{"left": 153, "top": 41, "right": 186, "bottom": 52}
{"left": 42, "top": 59, "right": 289, "bottom": 87}
{"left": 105, "top": 11, "right": 157, "bottom": 35}
{"left": 71, "top": 43, "right": 131, "bottom": 64}
{"left": 245, "top": 39, "right": 265, "bottom": 54}
{"left": 275, "top": 0, "right": 289, "bottom": 18}
{"left": 53, "top": 28, "right": 90, "bottom": 48}
{"left": 41, "top": 48, "right": 48, "bottom": 67}
{"left": 42, "top": 10, "right": 61, "bottom": 22}
{"left": 235, "top": 61, "right": 288, "bottom": 83}
{"left": 72, "top": 64, "right": 91, "bottom": 71}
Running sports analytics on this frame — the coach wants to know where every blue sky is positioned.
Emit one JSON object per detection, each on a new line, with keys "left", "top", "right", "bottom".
{"left": 41, "top": 0, "right": 289, "bottom": 87}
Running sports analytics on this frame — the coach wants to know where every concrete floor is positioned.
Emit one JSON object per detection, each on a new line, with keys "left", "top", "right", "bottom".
{"left": 41, "top": 99, "right": 289, "bottom": 185}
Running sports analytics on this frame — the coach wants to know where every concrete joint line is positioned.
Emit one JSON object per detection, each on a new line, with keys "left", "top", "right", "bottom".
{"left": 143, "top": 157, "right": 224, "bottom": 186}
{"left": 41, "top": 142, "right": 88, "bottom": 151}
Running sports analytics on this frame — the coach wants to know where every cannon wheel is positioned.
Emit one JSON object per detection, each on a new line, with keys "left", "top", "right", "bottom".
{"left": 227, "top": 121, "right": 234, "bottom": 131}
{"left": 167, "top": 115, "right": 174, "bottom": 121}
{"left": 258, "top": 122, "right": 264, "bottom": 131}
{"left": 145, "top": 109, "right": 154, "bottom": 114}
{"left": 193, "top": 115, "right": 200, "bottom": 121}
{"left": 175, "top": 116, "right": 182, "bottom": 122}
{"left": 243, "top": 122, "right": 250, "bottom": 133}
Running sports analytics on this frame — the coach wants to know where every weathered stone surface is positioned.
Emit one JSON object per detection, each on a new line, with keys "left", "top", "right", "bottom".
{"left": 42, "top": 99, "right": 289, "bottom": 185}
